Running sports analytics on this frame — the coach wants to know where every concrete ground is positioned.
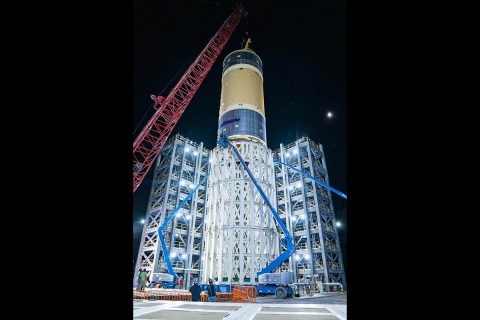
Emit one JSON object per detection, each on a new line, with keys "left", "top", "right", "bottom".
{"left": 133, "top": 293, "right": 347, "bottom": 320}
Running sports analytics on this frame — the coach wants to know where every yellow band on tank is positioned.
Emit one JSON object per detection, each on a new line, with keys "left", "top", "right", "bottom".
{"left": 220, "top": 67, "right": 265, "bottom": 118}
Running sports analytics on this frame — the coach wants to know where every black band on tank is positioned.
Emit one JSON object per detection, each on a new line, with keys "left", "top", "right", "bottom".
{"left": 218, "top": 109, "right": 266, "bottom": 143}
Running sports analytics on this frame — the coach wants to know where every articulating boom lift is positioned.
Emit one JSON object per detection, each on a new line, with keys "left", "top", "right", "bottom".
{"left": 217, "top": 135, "right": 347, "bottom": 298}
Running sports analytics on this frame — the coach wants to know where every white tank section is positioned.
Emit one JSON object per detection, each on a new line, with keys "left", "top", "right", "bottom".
{"left": 202, "top": 140, "right": 279, "bottom": 284}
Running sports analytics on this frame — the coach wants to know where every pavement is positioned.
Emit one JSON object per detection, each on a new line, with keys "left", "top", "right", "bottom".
{"left": 133, "top": 293, "right": 347, "bottom": 320}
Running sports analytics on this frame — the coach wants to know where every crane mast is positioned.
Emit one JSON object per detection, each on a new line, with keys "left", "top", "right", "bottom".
{"left": 133, "top": 4, "right": 245, "bottom": 192}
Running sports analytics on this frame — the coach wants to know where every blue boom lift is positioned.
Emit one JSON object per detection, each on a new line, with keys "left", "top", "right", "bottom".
{"left": 217, "top": 135, "right": 347, "bottom": 298}
{"left": 273, "top": 160, "right": 347, "bottom": 200}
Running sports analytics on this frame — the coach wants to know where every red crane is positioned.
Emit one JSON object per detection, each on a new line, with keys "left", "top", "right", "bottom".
{"left": 133, "top": 4, "right": 245, "bottom": 192}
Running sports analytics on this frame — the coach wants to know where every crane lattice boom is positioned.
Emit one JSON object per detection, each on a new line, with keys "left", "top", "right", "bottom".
{"left": 133, "top": 5, "right": 244, "bottom": 192}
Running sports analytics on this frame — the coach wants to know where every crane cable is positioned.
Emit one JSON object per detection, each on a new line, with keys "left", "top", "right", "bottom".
{"left": 241, "top": 7, "right": 249, "bottom": 49}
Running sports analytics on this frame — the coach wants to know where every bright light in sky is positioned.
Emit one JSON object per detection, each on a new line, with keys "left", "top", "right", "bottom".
{"left": 140, "top": 219, "right": 145, "bottom": 224}
{"left": 336, "top": 221, "right": 342, "bottom": 227}
{"left": 327, "top": 111, "right": 333, "bottom": 118}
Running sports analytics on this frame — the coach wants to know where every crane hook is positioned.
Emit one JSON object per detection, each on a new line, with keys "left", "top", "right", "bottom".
{"left": 150, "top": 94, "right": 165, "bottom": 110}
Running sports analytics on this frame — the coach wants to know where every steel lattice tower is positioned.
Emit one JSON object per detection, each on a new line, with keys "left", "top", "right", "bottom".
{"left": 274, "top": 137, "right": 346, "bottom": 287}
{"left": 134, "top": 134, "right": 209, "bottom": 288}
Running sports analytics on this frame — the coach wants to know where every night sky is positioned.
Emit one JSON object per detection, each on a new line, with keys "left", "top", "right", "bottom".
{"left": 133, "top": 0, "right": 347, "bottom": 270}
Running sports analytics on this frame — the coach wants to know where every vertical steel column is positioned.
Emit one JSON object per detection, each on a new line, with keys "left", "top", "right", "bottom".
{"left": 279, "top": 143, "right": 296, "bottom": 279}
{"left": 305, "top": 142, "right": 328, "bottom": 282}
{"left": 319, "top": 143, "right": 346, "bottom": 287}
{"left": 168, "top": 140, "right": 187, "bottom": 278}
{"left": 295, "top": 140, "right": 315, "bottom": 280}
